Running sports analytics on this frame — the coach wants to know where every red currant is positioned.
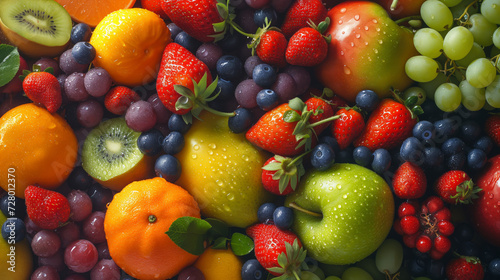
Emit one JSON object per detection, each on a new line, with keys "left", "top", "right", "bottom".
{"left": 398, "top": 202, "right": 416, "bottom": 218}
{"left": 400, "top": 215, "right": 420, "bottom": 235}
{"left": 433, "top": 235, "right": 451, "bottom": 253}
{"left": 437, "top": 220, "right": 454, "bottom": 236}
{"left": 416, "top": 235, "right": 432, "bottom": 253}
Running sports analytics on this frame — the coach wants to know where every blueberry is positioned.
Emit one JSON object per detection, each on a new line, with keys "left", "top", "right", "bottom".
{"left": 409, "top": 257, "right": 427, "bottom": 277}
{"left": 273, "top": 206, "right": 294, "bottom": 230}
{"left": 216, "top": 78, "right": 236, "bottom": 101}
{"left": 168, "top": 114, "right": 191, "bottom": 134}
{"left": 155, "top": 155, "right": 182, "bottom": 183}
{"left": 162, "top": 131, "right": 185, "bottom": 155}
{"left": 433, "top": 118, "right": 459, "bottom": 143}
{"left": 371, "top": 148, "right": 391, "bottom": 174}
{"left": 441, "top": 137, "right": 466, "bottom": 156}
{"left": 446, "top": 152, "right": 467, "bottom": 170}
{"left": 458, "top": 240, "right": 480, "bottom": 257}
{"left": 319, "top": 136, "right": 340, "bottom": 153}
{"left": 460, "top": 120, "right": 481, "bottom": 144}
{"left": 420, "top": 100, "right": 443, "bottom": 122}
{"left": 413, "top": 120, "right": 435, "bottom": 141}
{"left": 256, "top": 89, "right": 279, "bottom": 111}
{"left": 257, "top": 203, "right": 277, "bottom": 224}
{"left": 167, "top": 23, "right": 182, "bottom": 41}
{"left": 1, "top": 218, "right": 26, "bottom": 242}
{"left": 423, "top": 147, "right": 444, "bottom": 169}
{"left": 228, "top": 108, "right": 253, "bottom": 134}
{"left": 67, "top": 166, "right": 93, "bottom": 191}
{"left": 336, "top": 146, "right": 354, "bottom": 163}
{"left": 355, "top": 90, "right": 379, "bottom": 112}
{"left": 474, "top": 136, "right": 494, "bottom": 154}
{"left": 467, "top": 148, "right": 487, "bottom": 170}
{"left": 71, "top": 42, "right": 96, "bottom": 65}
{"left": 453, "top": 222, "right": 475, "bottom": 242}
{"left": 400, "top": 137, "right": 425, "bottom": 165}
{"left": 254, "top": 8, "right": 277, "bottom": 27}
{"left": 216, "top": 55, "right": 244, "bottom": 81}
{"left": 488, "top": 258, "right": 500, "bottom": 277}
{"left": 70, "top": 23, "right": 91, "bottom": 44}
{"left": 253, "top": 64, "right": 277, "bottom": 88}
{"left": 241, "top": 259, "right": 266, "bottom": 280}
{"left": 0, "top": 195, "right": 26, "bottom": 219}
{"left": 310, "top": 143, "right": 335, "bottom": 171}
{"left": 87, "top": 184, "right": 113, "bottom": 212}
{"left": 426, "top": 259, "right": 445, "bottom": 280}
{"left": 174, "top": 31, "right": 201, "bottom": 54}
{"left": 137, "top": 129, "right": 164, "bottom": 156}
{"left": 217, "top": 31, "right": 245, "bottom": 52}
{"left": 353, "top": 146, "right": 373, "bottom": 167}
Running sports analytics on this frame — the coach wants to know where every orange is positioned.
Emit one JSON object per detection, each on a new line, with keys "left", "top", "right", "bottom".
{"left": 54, "top": 0, "right": 137, "bottom": 27}
{"left": 194, "top": 247, "right": 243, "bottom": 280}
{"left": 0, "top": 103, "right": 78, "bottom": 198}
{"left": 104, "top": 177, "right": 201, "bottom": 280}
{"left": 89, "top": 8, "right": 171, "bottom": 87}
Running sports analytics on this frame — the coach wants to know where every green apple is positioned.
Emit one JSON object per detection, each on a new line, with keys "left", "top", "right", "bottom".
{"left": 284, "top": 163, "right": 394, "bottom": 265}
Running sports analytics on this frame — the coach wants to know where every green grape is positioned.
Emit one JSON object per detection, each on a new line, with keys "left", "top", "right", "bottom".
{"left": 440, "top": 0, "right": 463, "bottom": 7}
{"left": 405, "top": 56, "right": 440, "bottom": 83}
{"left": 481, "top": 0, "right": 500, "bottom": 24}
{"left": 434, "top": 82, "right": 462, "bottom": 112}
{"left": 456, "top": 42, "right": 486, "bottom": 67}
{"left": 443, "top": 26, "right": 474, "bottom": 60}
{"left": 486, "top": 75, "right": 500, "bottom": 108}
{"left": 355, "top": 258, "right": 385, "bottom": 280}
{"left": 325, "top": 277, "right": 342, "bottom": 280}
{"left": 375, "top": 239, "right": 403, "bottom": 275}
{"left": 459, "top": 79, "right": 486, "bottom": 111}
{"left": 341, "top": 267, "right": 374, "bottom": 280}
{"left": 421, "top": 0, "right": 454, "bottom": 31}
{"left": 301, "top": 271, "right": 321, "bottom": 280}
{"left": 450, "top": 0, "right": 479, "bottom": 19}
{"left": 493, "top": 27, "right": 500, "bottom": 49}
{"left": 419, "top": 72, "right": 448, "bottom": 100}
{"left": 413, "top": 28, "right": 444, "bottom": 58}
{"left": 403, "top": 87, "right": 427, "bottom": 105}
{"left": 468, "top": 13, "right": 498, "bottom": 47}
{"left": 466, "top": 58, "right": 497, "bottom": 88}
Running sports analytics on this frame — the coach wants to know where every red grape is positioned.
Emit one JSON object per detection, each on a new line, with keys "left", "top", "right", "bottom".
{"left": 64, "top": 239, "right": 98, "bottom": 273}
{"left": 32, "top": 230, "right": 62, "bottom": 257}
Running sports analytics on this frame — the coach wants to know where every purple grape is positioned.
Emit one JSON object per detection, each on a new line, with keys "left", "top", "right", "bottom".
{"left": 30, "top": 265, "right": 60, "bottom": 280}
{"left": 34, "top": 57, "right": 62, "bottom": 76}
{"left": 271, "top": 0, "right": 294, "bottom": 13}
{"left": 57, "top": 74, "right": 68, "bottom": 102}
{"left": 167, "top": 22, "right": 182, "bottom": 40}
{"left": 125, "top": 100, "right": 157, "bottom": 132}
{"left": 31, "top": 230, "right": 61, "bottom": 257}
{"left": 76, "top": 99, "right": 104, "bottom": 128}
{"left": 235, "top": 79, "right": 263, "bottom": 108}
{"left": 283, "top": 66, "right": 311, "bottom": 96}
{"left": 147, "top": 94, "right": 171, "bottom": 124}
{"left": 25, "top": 216, "right": 42, "bottom": 238}
{"left": 236, "top": 8, "right": 259, "bottom": 33}
{"left": 96, "top": 242, "right": 111, "bottom": 260}
{"left": 38, "top": 250, "right": 65, "bottom": 271}
{"left": 90, "top": 259, "right": 121, "bottom": 280}
{"left": 59, "top": 49, "right": 89, "bottom": 74}
{"left": 87, "top": 184, "right": 113, "bottom": 212}
{"left": 67, "top": 190, "right": 93, "bottom": 222}
{"left": 64, "top": 72, "right": 89, "bottom": 102}
{"left": 244, "top": 56, "right": 264, "bottom": 78}
{"left": 63, "top": 275, "right": 87, "bottom": 280}
{"left": 177, "top": 266, "right": 205, "bottom": 280}
{"left": 271, "top": 73, "right": 298, "bottom": 103}
{"left": 245, "top": 0, "right": 270, "bottom": 9}
{"left": 64, "top": 239, "right": 98, "bottom": 273}
{"left": 84, "top": 67, "right": 112, "bottom": 97}
{"left": 81, "top": 211, "right": 106, "bottom": 244}
{"left": 56, "top": 222, "right": 80, "bottom": 248}
{"left": 196, "top": 43, "right": 224, "bottom": 71}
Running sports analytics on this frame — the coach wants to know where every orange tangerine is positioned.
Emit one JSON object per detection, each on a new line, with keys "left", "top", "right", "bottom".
{"left": 194, "top": 247, "right": 243, "bottom": 280}
{"left": 0, "top": 103, "right": 78, "bottom": 198}
{"left": 104, "top": 177, "right": 201, "bottom": 280}
{"left": 54, "top": 0, "right": 137, "bottom": 27}
{"left": 89, "top": 8, "right": 171, "bottom": 87}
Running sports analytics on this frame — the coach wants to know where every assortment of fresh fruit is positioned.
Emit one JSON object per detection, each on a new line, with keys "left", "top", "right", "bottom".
{"left": 0, "top": 0, "right": 500, "bottom": 280}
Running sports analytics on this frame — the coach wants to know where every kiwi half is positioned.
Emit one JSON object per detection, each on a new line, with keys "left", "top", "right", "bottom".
{"left": 82, "top": 118, "right": 155, "bottom": 192}
{"left": 0, "top": 0, "right": 71, "bottom": 57}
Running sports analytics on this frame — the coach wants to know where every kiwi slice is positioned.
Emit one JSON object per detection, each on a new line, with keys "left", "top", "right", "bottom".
{"left": 82, "top": 118, "right": 154, "bottom": 191}
{"left": 0, "top": 0, "right": 71, "bottom": 47}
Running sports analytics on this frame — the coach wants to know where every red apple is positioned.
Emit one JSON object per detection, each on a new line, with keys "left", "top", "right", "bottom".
{"left": 376, "top": 0, "right": 426, "bottom": 19}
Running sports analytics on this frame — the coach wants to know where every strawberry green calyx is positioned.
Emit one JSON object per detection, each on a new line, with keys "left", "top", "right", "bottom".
{"left": 392, "top": 89, "right": 424, "bottom": 120}
{"left": 263, "top": 154, "right": 307, "bottom": 194}
{"left": 450, "top": 179, "right": 482, "bottom": 205}
{"left": 307, "top": 18, "right": 332, "bottom": 44}
{"left": 19, "top": 64, "right": 54, "bottom": 81}
{"left": 267, "top": 239, "right": 308, "bottom": 280}
{"left": 212, "top": 0, "right": 236, "bottom": 42}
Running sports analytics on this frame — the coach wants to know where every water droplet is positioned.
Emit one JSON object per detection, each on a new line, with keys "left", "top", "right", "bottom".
{"left": 372, "top": 19, "right": 378, "bottom": 24}
{"left": 340, "top": 7, "right": 346, "bottom": 13}
{"left": 227, "top": 193, "right": 234, "bottom": 201}
{"left": 378, "top": 39, "right": 383, "bottom": 44}
{"left": 340, "top": 50, "right": 344, "bottom": 56}
{"left": 343, "top": 65, "right": 351, "bottom": 75}
{"left": 364, "top": 26, "right": 369, "bottom": 31}
{"left": 355, "top": 34, "right": 361, "bottom": 39}
{"left": 374, "top": 49, "right": 379, "bottom": 54}
{"left": 343, "top": 194, "right": 348, "bottom": 199}
{"left": 354, "top": 14, "right": 360, "bottom": 21}
{"left": 191, "top": 154, "right": 197, "bottom": 159}
{"left": 193, "top": 144, "right": 200, "bottom": 151}
{"left": 489, "top": 193, "right": 494, "bottom": 199}
{"left": 338, "top": 20, "right": 343, "bottom": 25}
{"left": 336, "top": 184, "right": 342, "bottom": 190}
{"left": 209, "top": 143, "right": 216, "bottom": 149}
{"left": 350, "top": 42, "right": 355, "bottom": 47}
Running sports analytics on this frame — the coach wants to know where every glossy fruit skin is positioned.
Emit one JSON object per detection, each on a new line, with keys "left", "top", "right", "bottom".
{"left": 285, "top": 163, "right": 394, "bottom": 265}
{"left": 445, "top": 256, "right": 484, "bottom": 280}
{"left": 256, "top": 30, "right": 288, "bottom": 68}
{"left": 280, "top": 0, "right": 328, "bottom": 38}
{"left": 25, "top": 185, "right": 71, "bottom": 230}
{"left": 285, "top": 27, "right": 328, "bottom": 67}
{"left": 376, "top": 0, "right": 426, "bottom": 19}
{"left": 472, "top": 154, "right": 500, "bottom": 247}
{"left": 315, "top": 1, "right": 418, "bottom": 103}
{"left": 392, "top": 161, "right": 427, "bottom": 199}
{"left": 485, "top": 114, "right": 500, "bottom": 146}
{"left": 22, "top": 71, "right": 62, "bottom": 113}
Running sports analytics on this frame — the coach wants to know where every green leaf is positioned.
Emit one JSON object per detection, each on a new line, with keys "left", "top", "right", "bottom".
{"left": 206, "top": 218, "right": 229, "bottom": 239}
{"left": 0, "top": 44, "right": 20, "bottom": 87}
{"left": 230, "top": 232, "right": 254, "bottom": 256}
{"left": 165, "top": 216, "right": 212, "bottom": 255}
{"left": 288, "top": 97, "right": 305, "bottom": 111}
{"left": 211, "top": 237, "right": 229, "bottom": 249}
{"left": 283, "top": 110, "right": 301, "bottom": 123}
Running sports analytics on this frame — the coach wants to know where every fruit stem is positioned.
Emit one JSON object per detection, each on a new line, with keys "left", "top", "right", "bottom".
{"left": 148, "top": 215, "right": 157, "bottom": 223}
{"left": 287, "top": 202, "right": 322, "bottom": 218}
{"left": 394, "top": 15, "right": 422, "bottom": 25}
{"left": 390, "top": 0, "right": 399, "bottom": 11}
{"left": 306, "top": 114, "right": 341, "bottom": 129}
{"left": 194, "top": 99, "right": 236, "bottom": 117}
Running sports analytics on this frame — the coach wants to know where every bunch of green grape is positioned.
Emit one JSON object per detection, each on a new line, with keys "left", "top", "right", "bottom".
{"left": 404, "top": 0, "right": 500, "bottom": 112}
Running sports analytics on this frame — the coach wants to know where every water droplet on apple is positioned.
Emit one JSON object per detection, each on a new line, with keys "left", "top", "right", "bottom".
{"left": 343, "top": 194, "right": 348, "bottom": 199}
{"left": 364, "top": 26, "right": 369, "bottom": 31}
{"left": 374, "top": 49, "right": 379, "bottom": 54}
{"left": 373, "top": 19, "right": 378, "bottom": 24}
{"left": 378, "top": 40, "right": 383, "bottom": 44}
{"left": 340, "top": 7, "right": 346, "bottom": 13}
{"left": 343, "top": 65, "right": 351, "bottom": 75}
{"left": 191, "top": 154, "right": 197, "bottom": 159}
{"left": 336, "top": 184, "right": 342, "bottom": 190}
{"left": 208, "top": 150, "right": 213, "bottom": 155}
{"left": 355, "top": 34, "right": 361, "bottom": 39}
{"left": 227, "top": 193, "right": 234, "bottom": 201}
{"left": 338, "top": 19, "right": 343, "bottom": 25}
{"left": 350, "top": 42, "right": 355, "bottom": 47}
{"left": 340, "top": 50, "right": 344, "bottom": 56}
{"left": 354, "top": 14, "right": 360, "bottom": 21}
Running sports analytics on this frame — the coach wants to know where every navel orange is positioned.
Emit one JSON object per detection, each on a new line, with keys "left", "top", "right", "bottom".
{"left": 54, "top": 0, "right": 137, "bottom": 27}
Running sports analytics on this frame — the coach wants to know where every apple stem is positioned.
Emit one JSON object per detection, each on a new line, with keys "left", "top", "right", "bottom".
{"left": 390, "top": 0, "right": 399, "bottom": 11}
{"left": 293, "top": 270, "right": 301, "bottom": 280}
{"left": 288, "top": 202, "right": 322, "bottom": 218}
{"left": 394, "top": 15, "right": 422, "bottom": 25}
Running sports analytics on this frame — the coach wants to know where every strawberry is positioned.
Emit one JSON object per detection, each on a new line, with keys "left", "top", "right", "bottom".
{"left": 161, "top": 0, "right": 224, "bottom": 42}
{"left": 280, "top": 0, "right": 328, "bottom": 38}
{"left": 141, "top": 0, "right": 168, "bottom": 19}
{"left": 392, "top": 161, "right": 427, "bottom": 199}
{"left": 254, "top": 29, "right": 288, "bottom": 68}
{"left": 445, "top": 256, "right": 484, "bottom": 280}
{"left": 25, "top": 185, "right": 71, "bottom": 230}
{"left": 285, "top": 19, "right": 330, "bottom": 67}
{"left": 22, "top": 70, "right": 62, "bottom": 113}
{"left": 305, "top": 96, "right": 335, "bottom": 135}
{"left": 435, "top": 170, "right": 480, "bottom": 205}
{"left": 354, "top": 97, "right": 419, "bottom": 152}
{"left": 104, "top": 86, "right": 141, "bottom": 115}
{"left": 330, "top": 107, "right": 365, "bottom": 150}
{"left": 246, "top": 223, "right": 306, "bottom": 277}
{"left": 485, "top": 114, "right": 500, "bottom": 146}
{"left": 262, "top": 155, "right": 305, "bottom": 195}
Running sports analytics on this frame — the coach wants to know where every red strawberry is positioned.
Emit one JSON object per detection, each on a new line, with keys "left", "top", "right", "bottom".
{"left": 161, "top": 0, "right": 224, "bottom": 42}
{"left": 141, "top": 0, "right": 168, "bottom": 19}
{"left": 280, "top": 0, "right": 328, "bottom": 38}
{"left": 354, "top": 98, "right": 418, "bottom": 151}
{"left": 104, "top": 86, "right": 141, "bottom": 115}
{"left": 246, "top": 223, "right": 304, "bottom": 276}
{"left": 306, "top": 97, "right": 335, "bottom": 135}
{"left": 445, "top": 256, "right": 484, "bottom": 280}
{"left": 434, "top": 170, "right": 480, "bottom": 205}
{"left": 255, "top": 29, "right": 288, "bottom": 68}
{"left": 262, "top": 155, "right": 305, "bottom": 195}
{"left": 392, "top": 161, "right": 427, "bottom": 199}
{"left": 330, "top": 107, "right": 365, "bottom": 150}
{"left": 485, "top": 114, "right": 500, "bottom": 146}
{"left": 25, "top": 185, "right": 71, "bottom": 230}
{"left": 286, "top": 26, "right": 329, "bottom": 67}
{"left": 22, "top": 71, "right": 62, "bottom": 113}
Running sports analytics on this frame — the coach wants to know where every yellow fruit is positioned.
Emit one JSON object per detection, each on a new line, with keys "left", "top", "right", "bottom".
{"left": 89, "top": 8, "right": 171, "bottom": 87}
{"left": 194, "top": 247, "right": 243, "bottom": 280}
{"left": 175, "top": 112, "right": 273, "bottom": 228}
{"left": 0, "top": 104, "right": 78, "bottom": 198}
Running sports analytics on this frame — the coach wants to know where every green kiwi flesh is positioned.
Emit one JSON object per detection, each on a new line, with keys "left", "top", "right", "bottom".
{"left": 0, "top": 0, "right": 71, "bottom": 46}
{"left": 82, "top": 118, "right": 146, "bottom": 182}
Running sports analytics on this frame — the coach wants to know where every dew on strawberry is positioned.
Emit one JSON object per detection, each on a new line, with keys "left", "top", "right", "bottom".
{"left": 1, "top": 0, "right": 500, "bottom": 279}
